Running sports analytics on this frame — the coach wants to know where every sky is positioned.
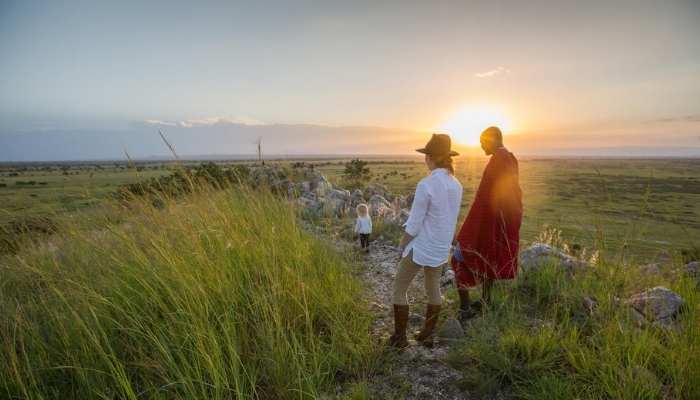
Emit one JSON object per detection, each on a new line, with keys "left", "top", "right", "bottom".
{"left": 1, "top": 0, "right": 699, "bottom": 160}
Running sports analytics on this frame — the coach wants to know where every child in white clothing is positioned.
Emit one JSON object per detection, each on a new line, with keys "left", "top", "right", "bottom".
{"left": 354, "top": 203, "right": 372, "bottom": 252}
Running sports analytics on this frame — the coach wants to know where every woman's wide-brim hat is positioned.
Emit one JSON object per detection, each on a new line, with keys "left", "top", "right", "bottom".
{"left": 416, "top": 133, "right": 459, "bottom": 157}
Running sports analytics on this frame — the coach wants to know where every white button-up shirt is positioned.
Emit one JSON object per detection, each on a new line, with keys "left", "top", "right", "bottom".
{"left": 402, "top": 168, "right": 463, "bottom": 267}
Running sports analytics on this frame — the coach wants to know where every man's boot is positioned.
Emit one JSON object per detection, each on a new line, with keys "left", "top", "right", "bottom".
{"left": 415, "top": 304, "right": 441, "bottom": 348}
{"left": 458, "top": 289, "right": 477, "bottom": 322}
{"left": 388, "top": 304, "right": 409, "bottom": 349}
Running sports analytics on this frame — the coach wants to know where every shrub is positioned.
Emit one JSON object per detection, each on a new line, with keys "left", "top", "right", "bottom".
{"left": 343, "top": 159, "right": 371, "bottom": 189}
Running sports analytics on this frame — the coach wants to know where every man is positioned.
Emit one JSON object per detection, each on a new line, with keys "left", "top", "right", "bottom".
{"left": 451, "top": 126, "right": 522, "bottom": 320}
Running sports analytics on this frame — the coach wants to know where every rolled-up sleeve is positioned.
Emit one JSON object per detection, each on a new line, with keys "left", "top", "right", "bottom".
{"left": 404, "top": 181, "right": 430, "bottom": 236}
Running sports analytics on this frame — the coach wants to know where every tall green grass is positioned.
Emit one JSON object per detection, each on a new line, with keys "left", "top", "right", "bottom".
{"left": 447, "top": 248, "right": 700, "bottom": 399}
{"left": 0, "top": 186, "right": 375, "bottom": 399}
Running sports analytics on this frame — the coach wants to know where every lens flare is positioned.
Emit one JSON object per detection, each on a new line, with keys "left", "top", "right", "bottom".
{"left": 439, "top": 105, "right": 513, "bottom": 145}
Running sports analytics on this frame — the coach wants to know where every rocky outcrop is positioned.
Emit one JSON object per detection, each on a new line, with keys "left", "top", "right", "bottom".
{"left": 626, "top": 286, "right": 685, "bottom": 329}
{"left": 250, "top": 165, "right": 411, "bottom": 224}
{"left": 519, "top": 243, "right": 590, "bottom": 273}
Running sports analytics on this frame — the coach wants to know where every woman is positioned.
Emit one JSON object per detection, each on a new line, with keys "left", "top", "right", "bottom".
{"left": 389, "top": 133, "right": 463, "bottom": 349}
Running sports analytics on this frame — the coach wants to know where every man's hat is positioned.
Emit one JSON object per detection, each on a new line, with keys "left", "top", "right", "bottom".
{"left": 416, "top": 133, "right": 459, "bottom": 157}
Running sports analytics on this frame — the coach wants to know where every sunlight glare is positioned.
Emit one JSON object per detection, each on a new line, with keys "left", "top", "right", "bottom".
{"left": 439, "top": 105, "right": 513, "bottom": 146}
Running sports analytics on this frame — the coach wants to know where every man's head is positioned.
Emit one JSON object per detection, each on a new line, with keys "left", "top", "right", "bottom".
{"left": 480, "top": 126, "right": 503, "bottom": 155}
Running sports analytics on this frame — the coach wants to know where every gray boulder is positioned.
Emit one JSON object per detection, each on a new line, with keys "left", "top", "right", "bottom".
{"left": 364, "top": 183, "right": 389, "bottom": 201}
{"left": 368, "top": 194, "right": 392, "bottom": 216}
{"left": 350, "top": 189, "right": 365, "bottom": 207}
{"left": 323, "top": 196, "right": 349, "bottom": 217}
{"left": 686, "top": 261, "right": 699, "bottom": 277}
{"left": 328, "top": 188, "right": 351, "bottom": 201}
{"left": 311, "top": 175, "right": 333, "bottom": 197}
{"left": 626, "top": 286, "right": 685, "bottom": 328}
{"left": 519, "top": 243, "right": 590, "bottom": 273}
{"left": 299, "top": 181, "right": 312, "bottom": 194}
{"left": 296, "top": 196, "right": 323, "bottom": 216}
{"left": 437, "top": 318, "right": 465, "bottom": 340}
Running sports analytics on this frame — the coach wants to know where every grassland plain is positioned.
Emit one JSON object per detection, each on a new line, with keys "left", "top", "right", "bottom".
{"left": 0, "top": 184, "right": 377, "bottom": 399}
{"left": 313, "top": 157, "right": 700, "bottom": 261}
{"left": 4, "top": 158, "right": 699, "bottom": 261}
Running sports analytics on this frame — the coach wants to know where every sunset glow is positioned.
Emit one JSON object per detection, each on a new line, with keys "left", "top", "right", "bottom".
{"left": 439, "top": 106, "right": 513, "bottom": 146}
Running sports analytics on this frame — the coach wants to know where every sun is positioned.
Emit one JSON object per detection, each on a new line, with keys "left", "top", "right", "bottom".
{"left": 438, "top": 105, "right": 513, "bottom": 146}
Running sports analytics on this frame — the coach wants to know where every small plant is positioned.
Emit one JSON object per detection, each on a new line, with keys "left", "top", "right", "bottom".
{"left": 343, "top": 159, "right": 371, "bottom": 189}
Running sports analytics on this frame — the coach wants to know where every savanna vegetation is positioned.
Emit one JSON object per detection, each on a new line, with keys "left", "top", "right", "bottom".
{"left": 0, "top": 180, "right": 376, "bottom": 399}
{"left": 1, "top": 157, "right": 699, "bottom": 399}
{"left": 444, "top": 229, "right": 699, "bottom": 399}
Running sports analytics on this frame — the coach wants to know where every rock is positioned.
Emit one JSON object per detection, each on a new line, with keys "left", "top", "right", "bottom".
{"left": 582, "top": 296, "right": 597, "bottom": 315}
{"left": 350, "top": 189, "right": 365, "bottom": 207}
{"left": 519, "top": 243, "right": 590, "bottom": 273}
{"left": 299, "top": 181, "right": 312, "bottom": 193}
{"left": 437, "top": 318, "right": 464, "bottom": 340}
{"left": 328, "top": 188, "right": 351, "bottom": 203}
{"left": 628, "top": 307, "right": 647, "bottom": 326}
{"left": 626, "top": 286, "right": 685, "bottom": 328}
{"left": 364, "top": 183, "right": 389, "bottom": 201}
{"left": 312, "top": 175, "right": 333, "bottom": 197}
{"left": 440, "top": 269, "right": 455, "bottom": 288}
{"left": 686, "top": 261, "right": 699, "bottom": 277}
{"left": 297, "top": 196, "right": 323, "bottom": 216}
{"left": 323, "top": 196, "right": 349, "bottom": 217}
{"left": 369, "top": 194, "right": 392, "bottom": 212}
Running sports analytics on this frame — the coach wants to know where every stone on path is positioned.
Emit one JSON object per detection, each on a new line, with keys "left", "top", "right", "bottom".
{"left": 437, "top": 318, "right": 465, "bottom": 340}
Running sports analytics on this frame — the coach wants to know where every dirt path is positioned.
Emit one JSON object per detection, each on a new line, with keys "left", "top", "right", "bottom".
{"left": 354, "top": 239, "right": 471, "bottom": 399}
{"left": 302, "top": 220, "right": 471, "bottom": 399}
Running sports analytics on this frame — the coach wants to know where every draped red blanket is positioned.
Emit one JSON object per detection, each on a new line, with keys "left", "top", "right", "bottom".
{"left": 451, "top": 148, "right": 523, "bottom": 288}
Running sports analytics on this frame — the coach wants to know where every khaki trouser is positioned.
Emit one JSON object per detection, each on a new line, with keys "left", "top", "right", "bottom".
{"left": 392, "top": 251, "right": 443, "bottom": 306}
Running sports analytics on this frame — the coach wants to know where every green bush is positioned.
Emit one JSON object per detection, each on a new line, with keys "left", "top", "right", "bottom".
{"left": 0, "top": 186, "right": 376, "bottom": 399}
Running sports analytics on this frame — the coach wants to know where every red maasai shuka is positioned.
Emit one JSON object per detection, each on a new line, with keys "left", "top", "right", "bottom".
{"left": 451, "top": 147, "right": 523, "bottom": 288}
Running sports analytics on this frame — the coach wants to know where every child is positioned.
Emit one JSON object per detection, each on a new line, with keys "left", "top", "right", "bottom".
{"left": 354, "top": 203, "right": 372, "bottom": 252}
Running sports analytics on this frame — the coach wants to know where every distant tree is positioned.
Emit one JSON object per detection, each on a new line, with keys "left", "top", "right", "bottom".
{"left": 343, "top": 159, "right": 371, "bottom": 188}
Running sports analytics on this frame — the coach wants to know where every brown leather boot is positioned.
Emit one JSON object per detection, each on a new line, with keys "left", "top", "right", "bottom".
{"left": 416, "top": 304, "right": 441, "bottom": 348}
{"left": 388, "top": 304, "right": 409, "bottom": 349}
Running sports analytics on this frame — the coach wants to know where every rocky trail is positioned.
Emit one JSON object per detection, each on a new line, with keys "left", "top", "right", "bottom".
{"left": 303, "top": 214, "right": 470, "bottom": 399}
{"left": 356, "top": 239, "right": 470, "bottom": 400}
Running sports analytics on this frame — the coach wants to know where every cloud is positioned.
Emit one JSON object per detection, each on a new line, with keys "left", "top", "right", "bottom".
{"left": 145, "top": 116, "right": 266, "bottom": 128}
{"left": 474, "top": 66, "right": 510, "bottom": 79}
{"left": 144, "top": 119, "right": 177, "bottom": 126}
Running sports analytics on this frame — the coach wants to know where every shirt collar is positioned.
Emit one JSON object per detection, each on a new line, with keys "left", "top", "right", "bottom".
{"left": 430, "top": 168, "right": 448, "bottom": 175}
